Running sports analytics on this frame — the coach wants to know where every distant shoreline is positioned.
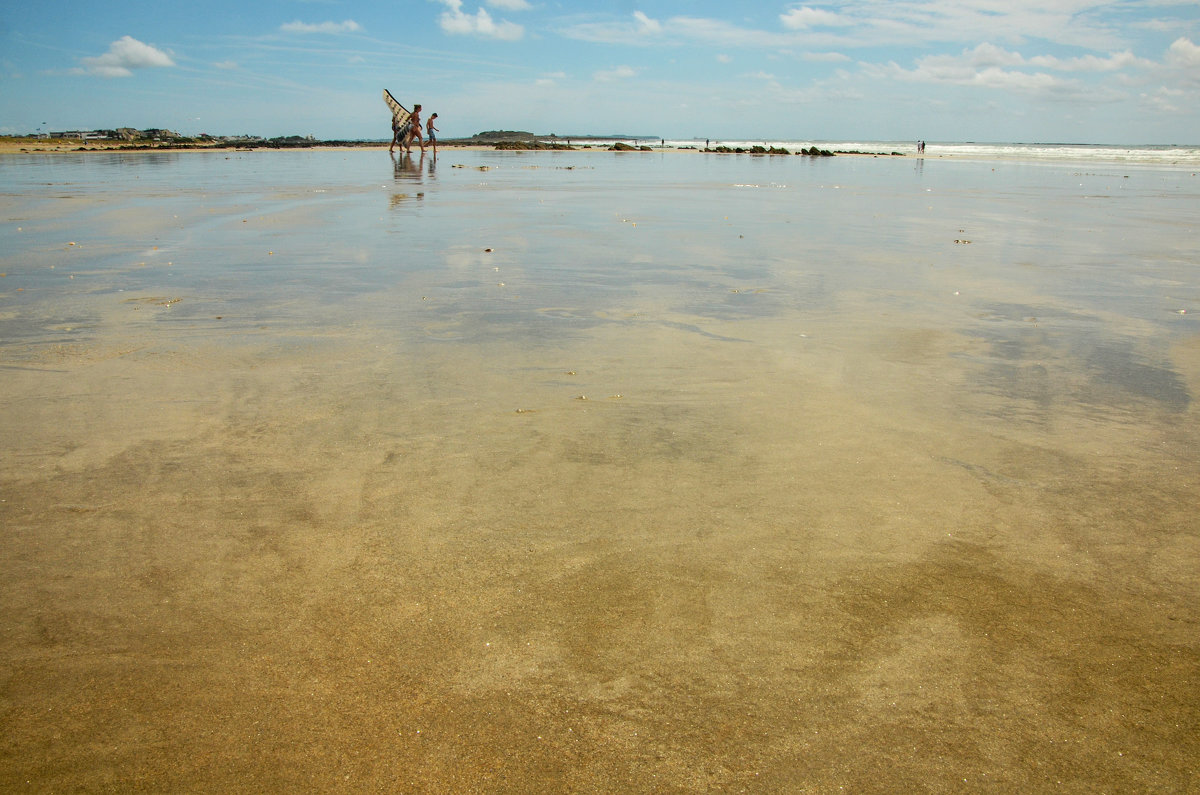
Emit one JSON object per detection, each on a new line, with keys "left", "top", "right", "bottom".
{"left": 5, "top": 136, "right": 1195, "bottom": 167}
{"left": 0, "top": 136, "right": 431, "bottom": 154}
{"left": 0, "top": 136, "right": 907, "bottom": 159}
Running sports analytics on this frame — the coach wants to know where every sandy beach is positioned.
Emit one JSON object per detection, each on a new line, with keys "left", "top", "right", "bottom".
{"left": 1, "top": 148, "right": 1197, "bottom": 791}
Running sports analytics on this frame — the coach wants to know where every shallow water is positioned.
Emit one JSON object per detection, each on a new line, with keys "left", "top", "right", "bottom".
{"left": 2, "top": 149, "right": 1198, "bottom": 790}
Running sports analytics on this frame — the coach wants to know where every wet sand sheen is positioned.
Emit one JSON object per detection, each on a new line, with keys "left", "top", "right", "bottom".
{"left": 1, "top": 150, "right": 1198, "bottom": 790}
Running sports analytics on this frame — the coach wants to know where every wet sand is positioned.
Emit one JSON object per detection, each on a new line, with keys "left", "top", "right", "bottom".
{"left": 1, "top": 150, "right": 1198, "bottom": 790}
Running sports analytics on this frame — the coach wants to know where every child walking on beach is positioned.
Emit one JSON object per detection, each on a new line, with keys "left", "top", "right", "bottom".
{"left": 426, "top": 113, "right": 439, "bottom": 156}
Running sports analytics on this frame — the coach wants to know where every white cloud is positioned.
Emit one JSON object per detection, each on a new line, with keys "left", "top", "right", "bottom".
{"left": 562, "top": 15, "right": 791, "bottom": 48}
{"left": 594, "top": 65, "right": 637, "bottom": 81}
{"left": 971, "top": 67, "right": 1066, "bottom": 94}
{"left": 1160, "top": 37, "right": 1200, "bottom": 90}
{"left": 907, "top": 43, "right": 1152, "bottom": 81}
{"left": 840, "top": 0, "right": 1128, "bottom": 50}
{"left": 78, "top": 36, "right": 174, "bottom": 78}
{"left": 437, "top": 0, "right": 523, "bottom": 40}
{"left": 669, "top": 17, "right": 793, "bottom": 48}
{"left": 1132, "top": 18, "right": 1179, "bottom": 33}
{"left": 780, "top": 6, "right": 848, "bottom": 30}
{"left": 214, "top": 60, "right": 239, "bottom": 70}
{"left": 1029, "top": 50, "right": 1150, "bottom": 71}
{"left": 1141, "top": 87, "right": 1183, "bottom": 113}
{"left": 280, "top": 20, "right": 362, "bottom": 34}
{"left": 1165, "top": 37, "right": 1200, "bottom": 69}
{"left": 487, "top": 0, "right": 531, "bottom": 9}
{"left": 862, "top": 52, "right": 1128, "bottom": 102}
{"left": 954, "top": 43, "right": 1026, "bottom": 69}
{"left": 802, "top": 51, "right": 851, "bottom": 63}
{"left": 634, "top": 12, "right": 662, "bottom": 35}
{"left": 562, "top": 2, "right": 1136, "bottom": 51}
{"left": 717, "top": 54, "right": 733, "bottom": 64}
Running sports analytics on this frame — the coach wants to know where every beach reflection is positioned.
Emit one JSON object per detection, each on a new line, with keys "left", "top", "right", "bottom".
{"left": 1, "top": 149, "right": 1197, "bottom": 791}
{"left": 390, "top": 150, "right": 438, "bottom": 206}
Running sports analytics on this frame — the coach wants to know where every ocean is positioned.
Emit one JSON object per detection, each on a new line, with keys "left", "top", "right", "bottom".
{"left": 568, "top": 137, "right": 1200, "bottom": 167}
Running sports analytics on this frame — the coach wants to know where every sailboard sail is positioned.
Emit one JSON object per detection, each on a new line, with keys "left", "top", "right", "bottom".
{"left": 383, "top": 89, "right": 411, "bottom": 132}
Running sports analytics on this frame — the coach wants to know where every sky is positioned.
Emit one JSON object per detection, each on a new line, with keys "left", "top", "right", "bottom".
{"left": 1, "top": 1, "right": 1198, "bottom": 144}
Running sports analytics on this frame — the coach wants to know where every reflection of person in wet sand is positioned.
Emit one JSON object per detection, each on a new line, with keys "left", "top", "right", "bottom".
{"left": 390, "top": 149, "right": 419, "bottom": 178}
{"left": 426, "top": 113, "right": 439, "bottom": 156}
{"left": 389, "top": 149, "right": 424, "bottom": 207}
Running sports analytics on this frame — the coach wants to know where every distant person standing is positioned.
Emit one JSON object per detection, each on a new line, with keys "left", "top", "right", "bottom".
{"left": 426, "top": 113, "right": 439, "bottom": 156}
{"left": 408, "top": 104, "right": 425, "bottom": 154}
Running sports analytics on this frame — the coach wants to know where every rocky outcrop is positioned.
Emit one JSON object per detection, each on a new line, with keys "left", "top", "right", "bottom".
{"left": 470, "top": 130, "right": 537, "bottom": 143}
{"left": 492, "top": 141, "right": 576, "bottom": 150}
{"left": 705, "top": 145, "right": 807, "bottom": 155}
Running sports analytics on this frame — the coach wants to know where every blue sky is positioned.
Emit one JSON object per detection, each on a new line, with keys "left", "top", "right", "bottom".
{"left": 2, "top": 1, "right": 1198, "bottom": 143}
